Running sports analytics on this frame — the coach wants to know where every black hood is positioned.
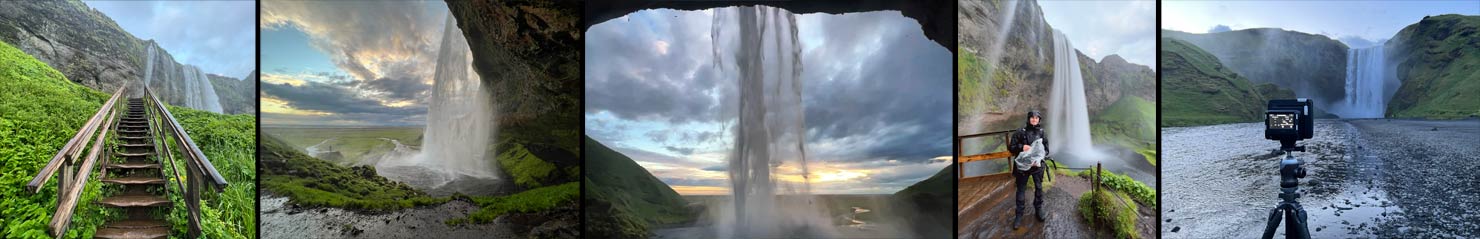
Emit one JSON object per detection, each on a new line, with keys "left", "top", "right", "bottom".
{"left": 1025, "top": 111, "right": 1042, "bottom": 128}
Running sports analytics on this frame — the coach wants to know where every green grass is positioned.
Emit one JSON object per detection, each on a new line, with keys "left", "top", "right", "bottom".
{"left": 1078, "top": 188, "right": 1140, "bottom": 239}
{"left": 262, "top": 126, "right": 422, "bottom": 165}
{"left": 0, "top": 39, "right": 117, "bottom": 238}
{"left": 1387, "top": 14, "right": 1480, "bottom": 119}
{"left": 1160, "top": 38, "right": 1272, "bottom": 127}
{"left": 1091, "top": 96, "right": 1157, "bottom": 165}
{"left": 584, "top": 136, "right": 695, "bottom": 238}
{"left": 259, "top": 133, "right": 447, "bottom": 211}
{"left": 158, "top": 106, "right": 257, "bottom": 238}
{"left": 446, "top": 182, "right": 579, "bottom": 225}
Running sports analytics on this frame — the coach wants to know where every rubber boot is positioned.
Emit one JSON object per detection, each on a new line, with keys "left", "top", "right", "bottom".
{"left": 1013, "top": 213, "right": 1022, "bottom": 229}
{"left": 1036, "top": 205, "right": 1047, "bottom": 222}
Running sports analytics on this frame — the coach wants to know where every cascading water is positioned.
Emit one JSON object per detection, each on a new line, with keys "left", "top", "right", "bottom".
{"left": 1046, "top": 29, "right": 1098, "bottom": 163}
{"left": 179, "top": 65, "right": 224, "bottom": 113}
{"left": 1332, "top": 46, "right": 1389, "bottom": 118}
{"left": 374, "top": 13, "right": 497, "bottom": 196}
{"left": 711, "top": 6, "right": 833, "bottom": 238}
{"left": 142, "top": 45, "right": 156, "bottom": 93}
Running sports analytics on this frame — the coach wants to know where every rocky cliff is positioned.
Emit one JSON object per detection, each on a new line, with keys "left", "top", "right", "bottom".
{"left": 0, "top": 1, "right": 254, "bottom": 114}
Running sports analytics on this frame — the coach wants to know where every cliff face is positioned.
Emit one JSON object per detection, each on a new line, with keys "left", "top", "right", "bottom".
{"left": 0, "top": 1, "right": 254, "bottom": 114}
{"left": 957, "top": 0, "right": 1155, "bottom": 133}
{"left": 1162, "top": 28, "right": 1349, "bottom": 107}
{"left": 1385, "top": 14, "right": 1480, "bottom": 119}
{"left": 1159, "top": 38, "right": 1281, "bottom": 126}
{"left": 447, "top": 1, "right": 581, "bottom": 159}
{"left": 208, "top": 70, "right": 257, "bottom": 115}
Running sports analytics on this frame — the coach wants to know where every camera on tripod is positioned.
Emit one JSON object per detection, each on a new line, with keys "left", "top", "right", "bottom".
{"left": 1265, "top": 98, "right": 1313, "bottom": 152}
{"left": 1261, "top": 98, "right": 1313, "bottom": 239}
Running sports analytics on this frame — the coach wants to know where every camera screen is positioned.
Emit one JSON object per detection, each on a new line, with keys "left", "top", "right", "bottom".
{"left": 1269, "top": 113, "right": 1296, "bottom": 129}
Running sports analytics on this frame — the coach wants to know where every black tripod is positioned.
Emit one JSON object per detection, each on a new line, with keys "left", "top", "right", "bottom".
{"left": 1261, "top": 144, "right": 1311, "bottom": 239}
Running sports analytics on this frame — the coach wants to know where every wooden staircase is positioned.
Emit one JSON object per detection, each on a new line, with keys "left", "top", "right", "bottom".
{"left": 94, "top": 98, "right": 170, "bottom": 239}
{"left": 27, "top": 85, "right": 228, "bottom": 238}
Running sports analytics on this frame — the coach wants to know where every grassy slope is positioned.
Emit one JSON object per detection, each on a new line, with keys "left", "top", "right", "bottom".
{"left": 259, "top": 133, "right": 445, "bottom": 210}
{"left": 1387, "top": 14, "right": 1480, "bottom": 119}
{"left": 261, "top": 126, "right": 422, "bottom": 165}
{"left": 890, "top": 164, "right": 954, "bottom": 239}
{"left": 160, "top": 106, "right": 257, "bottom": 238}
{"left": 1091, "top": 95, "right": 1158, "bottom": 166}
{"left": 584, "top": 136, "right": 693, "bottom": 238}
{"left": 1160, "top": 38, "right": 1271, "bottom": 127}
{"left": 0, "top": 40, "right": 111, "bottom": 238}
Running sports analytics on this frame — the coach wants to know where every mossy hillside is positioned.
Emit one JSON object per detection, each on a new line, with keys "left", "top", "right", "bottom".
{"left": 1162, "top": 28, "right": 1350, "bottom": 104}
{"left": 445, "top": 182, "right": 579, "bottom": 225}
{"left": 1160, "top": 38, "right": 1274, "bottom": 127}
{"left": 259, "top": 133, "right": 447, "bottom": 211}
{"left": 584, "top": 136, "right": 695, "bottom": 238}
{"left": 1387, "top": 14, "right": 1480, "bottom": 119}
{"left": 0, "top": 39, "right": 112, "bottom": 238}
{"left": 1078, "top": 188, "right": 1139, "bottom": 239}
{"left": 496, "top": 142, "right": 558, "bottom": 189}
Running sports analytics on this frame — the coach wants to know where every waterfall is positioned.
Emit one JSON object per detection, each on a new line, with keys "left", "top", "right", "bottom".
{"left": 179, "top": 65, "right": 224, "bottom": 113}
{"left": 1046, "top": 29, "right": 1098, "bottom": 162}
{"left": 143, "top": 45, "right": 155, "bottom": 88}
{"left": 711, "top": 6, "right": 832, "bottom": 238}
{"left": 374, "top": 13, "right": 497, "bottom": 193}
{"left": 1332, "top": 46, "right": 1389, "bottom": 118}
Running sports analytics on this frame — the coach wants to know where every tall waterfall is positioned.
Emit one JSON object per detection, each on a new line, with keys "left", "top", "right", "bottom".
{"left": 1046, "top": 30, "right": 1098, "bottom": 161}
{"left": 143, "top": 45, "right": 156, "bottom": 87}
{"left": 1332, "top": 46, "right": 1390, "bottom": 118}
{"left": 374, "top": 13, "right": 497, "bottom": 195}
{"left": 711, "top": 6, "right": 832, "bottom": 238}
{"left": 179, "top": 65, "right": 224, "bottom": 113}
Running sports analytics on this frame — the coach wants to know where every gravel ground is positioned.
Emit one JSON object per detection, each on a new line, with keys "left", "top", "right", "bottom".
{"left": 260, "top": 195, "right": 514, "bottom": 238}
{"left": 1162, "top": 119, "right": 1480, "bottom": 238}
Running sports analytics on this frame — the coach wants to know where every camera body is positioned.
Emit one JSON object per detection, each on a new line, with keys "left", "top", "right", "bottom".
{"left": 1265, "top": 99, "right": 1313, "bottom": 151}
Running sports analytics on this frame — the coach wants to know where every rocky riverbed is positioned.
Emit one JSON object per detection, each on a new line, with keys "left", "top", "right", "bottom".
{"left": 1162, "top": 119, "right": 1480, "bottom": 238}
{"left": 260, "top": 195, "right": 514, "bottom": 238}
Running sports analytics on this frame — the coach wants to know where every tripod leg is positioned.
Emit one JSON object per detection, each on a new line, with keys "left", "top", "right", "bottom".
{"left": 1261, "top": 205, "right": 1284, "bottom": 239}
{"left": 1287, "top": 204, "right": 1311, "bottom": 239}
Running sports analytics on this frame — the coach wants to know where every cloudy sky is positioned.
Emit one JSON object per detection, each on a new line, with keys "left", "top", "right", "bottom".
{"left": 1162, "top": 1, "right": 1479, "bottom": 48}
{"left": 259, "top": 1, "right": 449, "bottom": 126}
{"left": 586, "top": 8, "right": 952, "bottom": 195}
{"left": 86, "top": 1, "right": 256, "bottom": 78}
{"left": 1040, "top": 0, "right": 1157, "bottom": 70}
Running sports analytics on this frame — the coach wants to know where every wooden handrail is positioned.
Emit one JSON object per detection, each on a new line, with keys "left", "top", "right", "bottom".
{"left": 144, "top": 88, "right": 227, "bottom": 189}
{"left": 26, "top": 86, "right": 127, "bottom": 193}
{"left": 955, "top": 129, "right": 1015, "bottom": 180}
{"left": 25, "top": 85, "right": 126, "bottom": 237}
{"left": 144, "top": 87, "right": 227, "bottom": 237}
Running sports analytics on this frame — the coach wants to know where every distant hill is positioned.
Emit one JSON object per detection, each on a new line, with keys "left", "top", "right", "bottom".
{"left": 891, "top": 164, "right": 954, "bottom": 239}
{"left": 1160, "top": 38, "right": 1293, "bottom": 126}
{"left": 1162, "top": 28, "right": 1349, "bottom": 108}
{"left": 1386, "top": 14, "right": 1480, "bottom": 119}
{"left": 584, "top": 136, "right": 695, "bottom": 238}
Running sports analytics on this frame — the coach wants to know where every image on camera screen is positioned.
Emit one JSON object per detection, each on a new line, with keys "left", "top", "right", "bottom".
{"left": 1269, "top": 114, "right": 1296, "bottom": 129}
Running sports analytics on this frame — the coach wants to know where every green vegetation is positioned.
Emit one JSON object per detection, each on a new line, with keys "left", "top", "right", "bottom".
{"left": 1160, "top": 38, "right": 1277, "bottom": 127}
{"left": 1078, "top": 188, "right": 1139, "bottom": 239}
{"left": 159, "top": 106, "right": 257, "bottom": 238}
{"left": 1387, "top": 14, "right": 1480, "bottom": 119}
{"left": 957, "top": 46, "right": 1025, "bottom": 117}
{"left": 1076, "top": 169, "right": 1156, "bottom": 209}
{"left": 262, "top": 126, "right": 422, "bottom": 165}
{"left": 446, "top": 182, "right": 579, "bottom": 225}
{"left": 1161, "top": 28, "right": 1350, "bottom": 102}
{"left": 497, "top": 142, "right": 558, "bottom": 188}
{"left": 260, "top": 133, "right": 447, "bottom": 210}
{"left": 584, "top": 136, "right": 695, "bottom": 238}
{"left": 0, "top": 40, "right": 113, "bottom": 238}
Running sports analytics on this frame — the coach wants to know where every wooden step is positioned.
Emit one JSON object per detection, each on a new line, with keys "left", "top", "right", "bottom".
{"left": 106, "top": 163, "right": 161, "bottom": 170}
{"left": 101, "top": 176, "right": 165, "bottom": 185}
{"left": 115, "top": 152, "right": 153, "bottom": 157}
{"left": 95, "top": 220, "right": 169, "bottom": 239}
{"left": 120, "top": 143, "right": 154, "bottom": 148}
{"left": 97, "top": 194, "right": 170, "bottom": 207}
{"left": 118, "top": 129, "right": 148, "bottom": 134}
{"left": 119, "top": 135, "right": 150, "bottom": 140}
